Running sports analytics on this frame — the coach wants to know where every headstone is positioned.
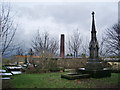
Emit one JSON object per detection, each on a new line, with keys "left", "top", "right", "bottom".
{"left": 5, "top": 65, "right": 22, "bottom": 75}
{"left": 0, "top": 69, "right": 12, "bottom": 80}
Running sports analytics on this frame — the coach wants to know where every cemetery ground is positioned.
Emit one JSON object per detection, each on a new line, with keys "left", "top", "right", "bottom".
{"left": 2, "top": 72, "right": 119, "bottom": 88}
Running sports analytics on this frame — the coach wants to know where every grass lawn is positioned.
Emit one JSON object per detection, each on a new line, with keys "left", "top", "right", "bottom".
{"left": 2, "top": 72, "right": 120, "bottom": 88}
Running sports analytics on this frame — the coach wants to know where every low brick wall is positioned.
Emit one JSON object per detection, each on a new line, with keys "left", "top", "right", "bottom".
{"left": 57, "top": 58, "right": 87, "bottom": 69}
{"left": 10, "top": 57, "right": 87, "bottom": 69}
{"left": 32, "top": 58, "right": 87, "bottom": 69}
{"left": 10, "top": 56, "right": 120, "bottom": 70}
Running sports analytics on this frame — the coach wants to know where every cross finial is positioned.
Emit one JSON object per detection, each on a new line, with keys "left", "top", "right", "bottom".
{"left": 92, "top": 11, "right": 95, "bottom": 16}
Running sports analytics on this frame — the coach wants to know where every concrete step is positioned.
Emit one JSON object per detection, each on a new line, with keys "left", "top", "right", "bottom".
{"left": 61, "top": 73, "right": 90, "bottom": 80}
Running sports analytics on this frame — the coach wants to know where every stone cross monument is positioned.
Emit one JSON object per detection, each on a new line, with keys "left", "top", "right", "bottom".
{"left": 61, "top": 11, "right": 111, "bottom": 79}
{"left": 86, "top": 11, "right": 103, "bottom": 70}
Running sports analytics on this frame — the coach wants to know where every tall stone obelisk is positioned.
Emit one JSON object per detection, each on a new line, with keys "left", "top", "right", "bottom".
{"left": 60, "top": 34, "right": 65, "bottom": 58}
{"left": 61, "top": 11, "right": 111, "bottom": 79}
{"left": 86, "top": 11, "right": 103, "bottom": 70}
{"left": 89, "top": 12, "right": 99, "bottom": 59}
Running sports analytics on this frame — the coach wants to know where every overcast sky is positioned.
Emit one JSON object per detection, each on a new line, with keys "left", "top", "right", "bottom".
{"left": 9, "top": 1, "right": 118, "bottom": 51}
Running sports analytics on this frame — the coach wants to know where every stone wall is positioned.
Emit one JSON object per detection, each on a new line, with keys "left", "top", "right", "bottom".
{"left": 33, "top": 58, "right": 87, "bottom": 69}
{"left": 10, "top": 57, "right": 87, "bottom": 69}
{"left": 9, "top": 56, "right": 120, "bottom": 70}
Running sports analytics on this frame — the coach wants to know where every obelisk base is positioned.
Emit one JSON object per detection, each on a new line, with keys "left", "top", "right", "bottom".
{"left": 85, "top": 59, "right": 104, "bottom": 70}
{"left": 83, "top": 59, "right": 111, "bottom": 78}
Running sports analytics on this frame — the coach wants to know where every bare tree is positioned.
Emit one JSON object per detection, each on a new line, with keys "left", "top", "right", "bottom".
{"left": 0, "top": 3, "right": 18, "bottom": 56}
{"left": 16, "top": 47, "right": 24, "bottom": 55}
{"left": 32, "top": 31, "right": 58, "bottom": 56}
{"left": 105, "top": 22, "right": 120, "bottom": 56}
{"left": 68, "top": 29, "right": 82, "bottom": 57}
{"left": 81, "top": 35, "right": 110, "bottom": 58}
{"left": 98, "top": 34, "right": 112, "bottom": 57}
{"left": 81, "top": 38, "right": 89, "bottom": 57}
{"left": 15, "top": 43, "right": 26, "bottom": 56}
{"left": 28, "top": 48, "right": 34, "bottom": 56}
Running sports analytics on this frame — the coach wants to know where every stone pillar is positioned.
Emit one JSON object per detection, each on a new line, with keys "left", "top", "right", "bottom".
{"left": 60, "top": 34, "right": 65, "bottom": 58}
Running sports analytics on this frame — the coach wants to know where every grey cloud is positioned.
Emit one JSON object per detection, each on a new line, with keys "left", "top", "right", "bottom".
{"left": 15, "top": 2, "right": 118, "bottom": 33}
{"left": 12, "top": 2, "right": 118, "bottom": 49}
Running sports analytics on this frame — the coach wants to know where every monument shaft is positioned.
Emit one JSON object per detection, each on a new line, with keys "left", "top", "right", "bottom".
{"left": 86, "top": 11, "right": 103, "bottom": 70}
{"left": 89, "top": 12, "right": 99, "bottom": 59}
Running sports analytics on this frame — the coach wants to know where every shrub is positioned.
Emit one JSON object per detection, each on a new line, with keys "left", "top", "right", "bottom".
{"left": 25, "top": 67, "right": 49, "bottom": 74}
{"left": 49, "top": 67, "right": 61, "bottom": 72}
{"left": 2, "top": 58, "right": 10, "bottom": 65}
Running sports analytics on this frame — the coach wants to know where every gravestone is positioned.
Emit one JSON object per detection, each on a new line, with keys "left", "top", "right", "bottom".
{"left": 0, "top": 67, "right": 12, "bottom": 80}
{"left": 5, "top": 65, "right": 22, "bottom": 75}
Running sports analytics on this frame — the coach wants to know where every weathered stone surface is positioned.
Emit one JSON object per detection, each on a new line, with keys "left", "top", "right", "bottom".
{"left": 85, "top": 62, "right": 104, "bottom": 70}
